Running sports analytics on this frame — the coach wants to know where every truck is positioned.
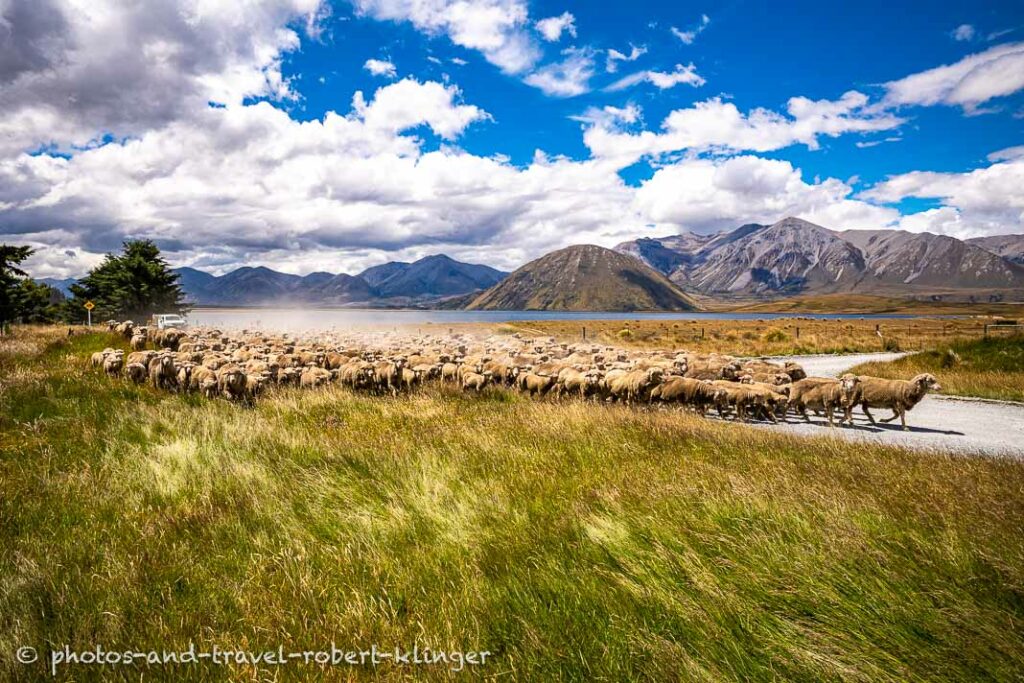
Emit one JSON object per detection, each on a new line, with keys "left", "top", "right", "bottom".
{"left": 152, "top": 313, "right": 188, "bottom": 330}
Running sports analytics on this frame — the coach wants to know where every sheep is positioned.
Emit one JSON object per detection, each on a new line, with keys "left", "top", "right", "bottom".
{"left": 519, "top": 372, "right": 555, "bottom": 397}
{"left": 651, "top": 377, "right": 721, "bottom": 415}
{"left": 338, "top": 360, "right": 375, "bottom": 390}
{"left": 783, "top": 361, "right": 807, "bottom": 382}
{"left": 440, "top": 362, "right": 460, "bottom": 383}
{"left": 124, "top": 361, "right": 148, "bottom": 384}
{"left": 130, "top": 333, "right": 147, "bottom": 351}
{"left": 90, "top": 348, "right": 116, "bottom": 367}
{"left": 709, "top": 381, "right": 769, "bottom": 422}
{"left": 483, "top": 359, "right": 520, "bottom": 386}
{"left": 553, "top": 367, "right": 602, "bottom": 400}
{"left": 684, "top": 355, "right": 741, "bottom": 381}
{"left": 373, "top": 358, "right": 406, "bottom": 395}
{"left": 189, "top": 366, "right": 219, "bottom": 398}
{"left": 246, "top": 372, "right": 271, "bottom": 400}
{"left": 148, "top": 353, "right": 177, "bottom": 391}
{"left": 856, "top": 373, "right": 941, "bottom": 430}
{"left": 126, "top": 350, "right": 156, "bottom": 367}
{"left": 399, "top": 366, "right": 424, "bottom": 391}
{"left": 299, "top": 367, "right": 333, "bottom": 389}
{"left": 176, "top": 361, "right": 195, "bottom": 389}
{"left": 102, "top": 350, "right": 124, "bottom": 376}
{"left": 606, "top": 368, "right": 663, "bottom": 404}
{"left": 462, "top": 371, "right": 492, "bottom": 393}
{"left": 789, "top": 375, "right": 861, "bottom": 427}
{"left": 216, "top": 365, "right": 248, "bottom": 401}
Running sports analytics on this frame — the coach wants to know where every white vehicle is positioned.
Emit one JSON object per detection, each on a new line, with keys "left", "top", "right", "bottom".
{"left": 153, "top": 313, "right": 188, "bottom": 330}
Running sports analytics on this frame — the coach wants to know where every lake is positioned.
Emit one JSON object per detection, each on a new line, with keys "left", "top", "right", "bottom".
{"left": 188, "top": 307, "right": 948, "bottom": 331}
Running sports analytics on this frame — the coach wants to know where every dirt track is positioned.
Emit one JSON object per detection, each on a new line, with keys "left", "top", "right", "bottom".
{"left": 750, "top": 352, "right": 1024, "bottom": 458}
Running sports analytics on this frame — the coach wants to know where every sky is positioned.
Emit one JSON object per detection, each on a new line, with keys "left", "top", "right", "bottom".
{"left": 1, "top": 0, "right": 1023, "bottom": 278}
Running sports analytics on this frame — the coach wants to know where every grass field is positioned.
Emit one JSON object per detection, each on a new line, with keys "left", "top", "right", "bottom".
{"left": 717, "top": 293, "right": 1024, "bottom": 316}
{"left": 849, "top": 334, "right": 1024, "bottom": 402}
{"left": 486, "top": 316, "right": 994, "bottom": 356}
{"left": 2, "top": 327, "right": 1024, "bottom": 681}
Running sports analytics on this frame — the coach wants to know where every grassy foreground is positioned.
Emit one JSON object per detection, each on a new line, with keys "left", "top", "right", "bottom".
{"left": 849, "top": 335, "right": 1024, "bottom": 402}
{"left": 2, "top": 328, "right": 1024, "bottom": 681}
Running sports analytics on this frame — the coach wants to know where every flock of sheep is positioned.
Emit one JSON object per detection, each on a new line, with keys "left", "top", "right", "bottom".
{"left": 90, "top": 320, "right": 942, "bottom": 430}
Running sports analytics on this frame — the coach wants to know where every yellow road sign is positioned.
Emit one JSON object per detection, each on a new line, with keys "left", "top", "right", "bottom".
{"left": 84, "top": 301, "right": 95, "bottom": 310}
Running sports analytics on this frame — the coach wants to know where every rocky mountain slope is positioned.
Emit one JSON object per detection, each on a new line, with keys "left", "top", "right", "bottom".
{"left": 467, "top": 244, "right": 698, "bottom": 311}
{"left": 966, "top": 234, "right": 1024, "bottom": 265}
{"left": 616, "top": 217, "right": 1024, "bottom": 300}
{"left": 841, "top": 230, "right": 1024, "bottom": 290}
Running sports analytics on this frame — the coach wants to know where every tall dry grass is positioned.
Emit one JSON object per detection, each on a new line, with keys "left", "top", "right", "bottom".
{"left": 1, "top": 330, "right": 1023, "bottom": 681}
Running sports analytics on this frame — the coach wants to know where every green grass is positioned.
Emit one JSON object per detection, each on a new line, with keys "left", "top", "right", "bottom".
{"left": 849, "top": 335, "right": 1024, "bottom": 402}
{"left": 2, "top": 329, "right": 1024, "bottom": 681}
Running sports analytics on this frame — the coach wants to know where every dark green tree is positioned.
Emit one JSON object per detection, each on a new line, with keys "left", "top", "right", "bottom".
{"left": 65, "top": 240, "right": 186, "bottom": 321}
{"left": 0, "top": 245, "right": 34, "bottom": 334}
{"left": 16, "top": 278, "right": 63, "bottom": 323}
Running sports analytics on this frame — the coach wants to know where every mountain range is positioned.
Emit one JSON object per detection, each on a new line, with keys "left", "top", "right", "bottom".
{"left": 31, "top": 219, "right": 1024, "bottom": 310}
{"left": 614, "top": 217, "right": 1024, "bottom": 302}
{"left": 174, "top": 254, "right": 506, "bottom": 307}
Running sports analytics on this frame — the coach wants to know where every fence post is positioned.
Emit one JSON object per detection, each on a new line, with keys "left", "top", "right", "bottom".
{"left": 700, "top": 327, "right": 705, "bottom": 339}
{"left": 795, "top": 326, "right": 800, "bottom": 339}
{"left": 582, "top": 326, "right": 586, "bottom": 340}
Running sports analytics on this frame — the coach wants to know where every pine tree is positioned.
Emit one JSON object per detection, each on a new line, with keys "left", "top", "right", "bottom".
{"left": 0, "top": 245, "right": 34, "bottom": 334}
{"left": 66, "top": 240, "right": 186, "bottom": 321}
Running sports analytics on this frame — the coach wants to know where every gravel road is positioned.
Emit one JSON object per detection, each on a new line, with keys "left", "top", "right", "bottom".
{"left": 739, "top": 352, "right": 1024, "bottom": 458}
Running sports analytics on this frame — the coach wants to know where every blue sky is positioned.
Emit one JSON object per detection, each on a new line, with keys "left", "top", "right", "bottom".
{"left": 276, "top": 0, "right": 1024, "bottom": 183}
{"left": 1, "top": 0, "right": 1023, "bottom": 277}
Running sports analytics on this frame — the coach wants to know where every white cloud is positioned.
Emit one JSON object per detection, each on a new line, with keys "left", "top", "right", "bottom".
{"left": 634, "top": 155, "right": 898, "bottom": 235}
{"left": 988, "top": 145, "right": 1024, "bottom": 162}
{"left": 605, "top": 63, "right": 704, "bottom": 91}
{"left": 670, "top": 14, "right": 710, "bottom": 45}
{"left": 451, "top": 56, "right": 468, "bottom": 65}
{"left": 351, "top": 78, "right": 490, "bottom": 138}
{"left": 583, "top": 92, "right": 905, "bottom": 168}
{"left": 571, "top": 104, "right": 643, "bottom": 127}
{"left": 363, "top": 58, "right": 398, "bottom": 77}
{"left": 861, "top": 158, "right": 1024, "bottom": 237}
{"left": 896, "top": 207, "right": 967, "bottom": 237}
{"left": 952, "top": 24, "right": 976, "bottom": 41}
{"left": 855, "top": 136, "right": 902, "bottom": 148}
{"left": 351, "top": 0, "right": 540, "bottom": 74}
{"left": 605, "top": 44, "right": 646, "bottom": 73}
{"left": 523, "top": 47, "right": 595, "bottom": 97}
{"left": 0, "top": 0, "right": 328, "bottom": 155}
{"left": 1, "top": 78, "right": 647, "bottom": 277}
{"left": 535, "top": 11, "right": 576, "bottom": 42}
{"left": 883, "top": 41, "right": 1024, "bottom": 112}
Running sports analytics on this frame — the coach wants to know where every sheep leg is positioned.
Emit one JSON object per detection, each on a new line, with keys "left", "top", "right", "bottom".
{"left": 900, "top": 408, "right": 908, "bottom": 431}
{"left": 879, "top": 408, "right": 900, "bottom": 423}
{"left": 826, "top": 404, "right": 835, "bottom": 427}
